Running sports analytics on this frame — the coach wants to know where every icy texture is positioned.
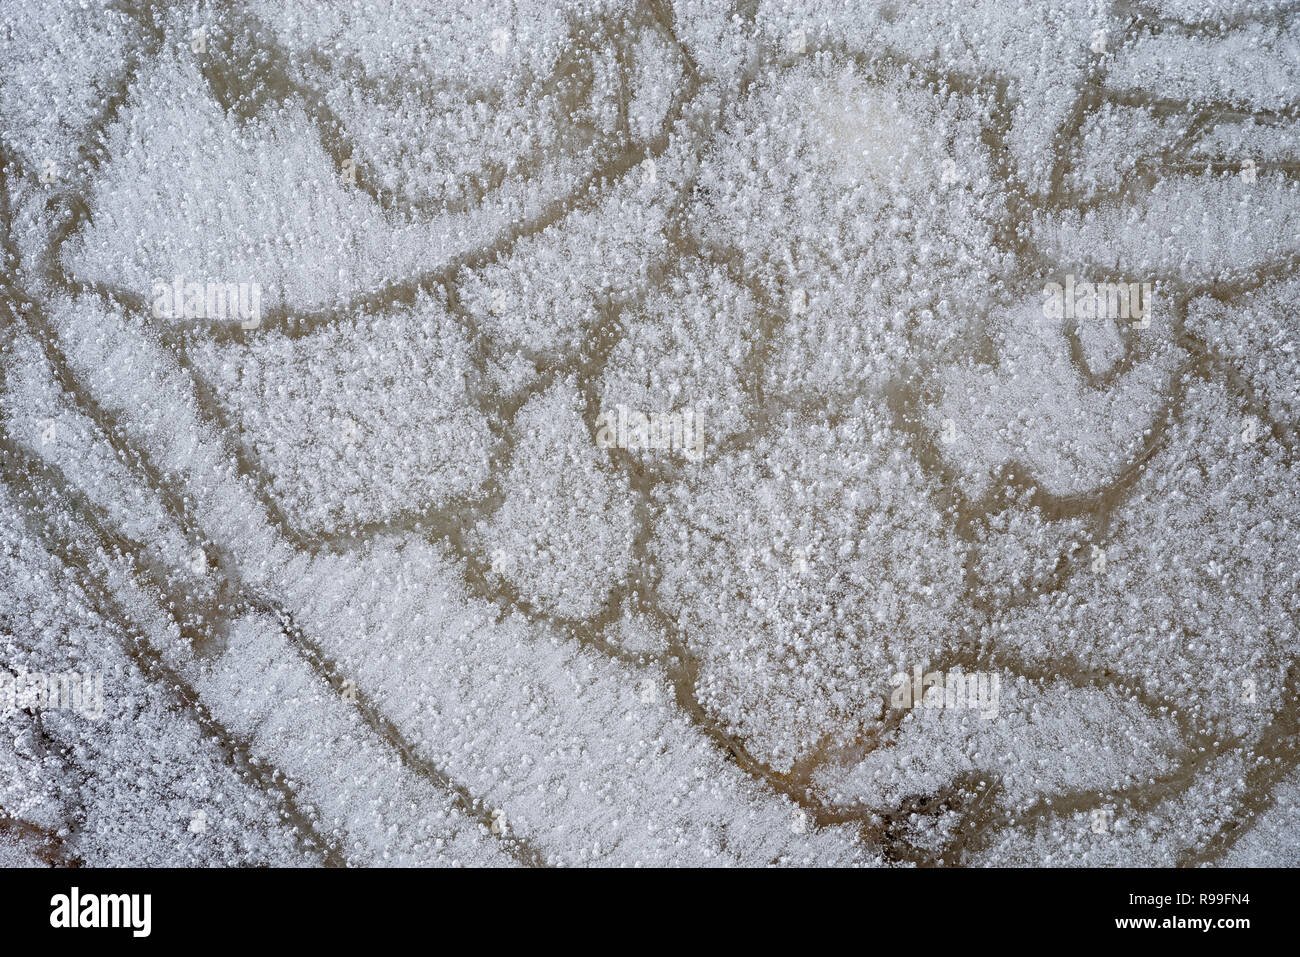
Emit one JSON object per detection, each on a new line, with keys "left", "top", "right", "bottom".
{"left": 1, "top": 0, "right": 1297, "bottom": 867}
{"left": 190, "top": 294, "right": 492, "bottom": 536}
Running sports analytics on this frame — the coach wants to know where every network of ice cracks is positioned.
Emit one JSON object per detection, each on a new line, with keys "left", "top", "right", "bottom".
{"left": 0, "top": 0, "right": 1298, "bottom": 867}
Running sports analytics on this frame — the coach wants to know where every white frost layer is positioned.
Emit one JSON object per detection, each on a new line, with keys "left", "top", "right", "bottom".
{"left": 1188, "top": 275, "right": 1300, "bottom": 424}
{"left": 932, "top": 297, "right": 1181, "bottom": 499}
{"left": 275, "top": 536, "right": 878, "bottom": 866}
{"left": 0, "top": 486, "right": 309, "bottom": 866}
{"left": 652, "top": 410, "right": 966, "bottom": 773}
{"left": 190, "top": 294, "right": 491, "bottom": 536}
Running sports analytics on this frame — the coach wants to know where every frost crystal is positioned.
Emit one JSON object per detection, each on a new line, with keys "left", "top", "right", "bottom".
{"left": 1, "top": 0, "right": 1296, "bottom": 868}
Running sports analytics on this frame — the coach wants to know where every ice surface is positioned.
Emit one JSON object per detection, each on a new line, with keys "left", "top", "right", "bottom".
{"left": 190, "top": 293, "right": 492, "bottom": 536}
{"left": 1, "top": 0, "right": 1297, "bottom": 867}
